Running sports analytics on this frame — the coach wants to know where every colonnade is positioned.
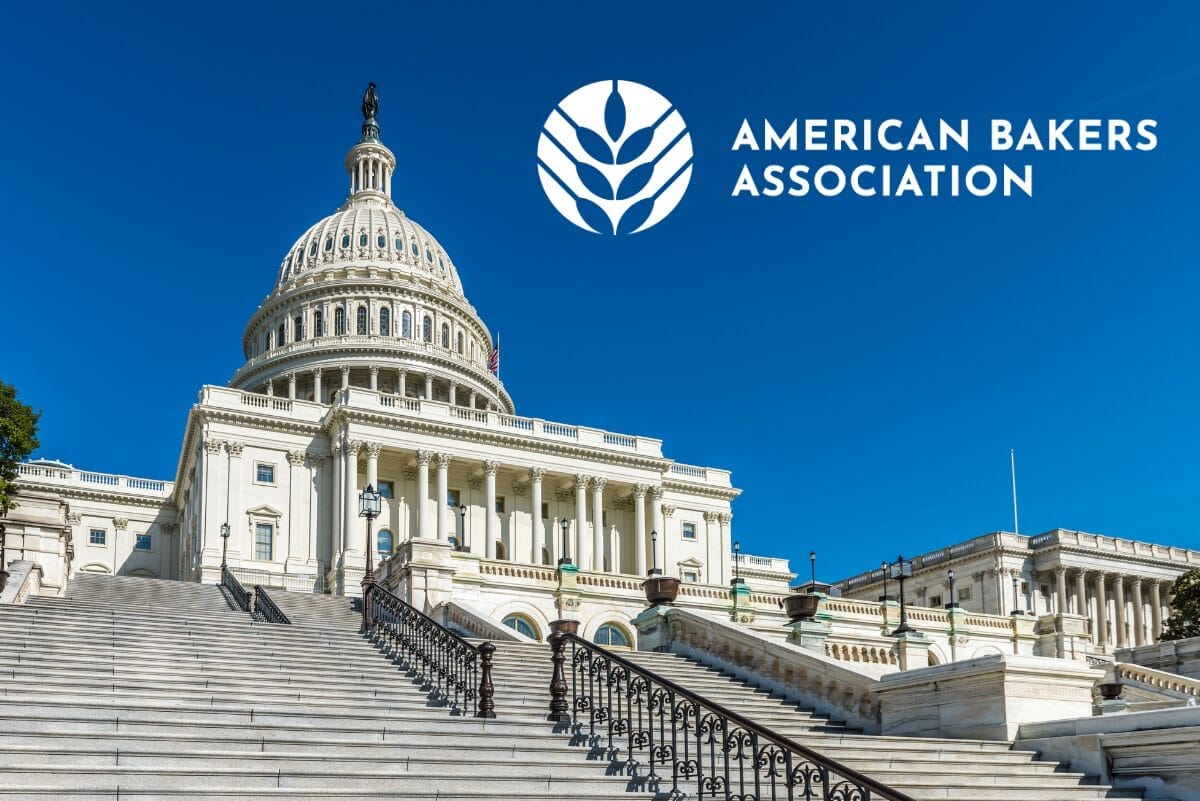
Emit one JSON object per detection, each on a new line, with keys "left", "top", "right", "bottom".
{"left": 1048, "top": 567, "right": 1174, "bottom": 650}
{"left": 326, "top": 436, "right": 732, "bottom": 580}
{"left": 265, "top": 365, "right": 493, "bottom": 410}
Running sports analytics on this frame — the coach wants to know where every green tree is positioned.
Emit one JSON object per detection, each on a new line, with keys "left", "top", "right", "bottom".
{"left": 1161, "top": 569, "right": 1200, "bottom": 641}
{"left": 0, "top": 379, "right": 41, "bottom": 516}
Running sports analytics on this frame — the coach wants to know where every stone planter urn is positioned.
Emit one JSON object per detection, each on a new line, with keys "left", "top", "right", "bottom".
{"left": 1097, "top": 682, "right": 1123, "bottom": 701}
{"left": 782, "top": 593, "right": 821, "bottom": 622}
{"left": 644, "top": 576, "right": 681, "bottom": 606}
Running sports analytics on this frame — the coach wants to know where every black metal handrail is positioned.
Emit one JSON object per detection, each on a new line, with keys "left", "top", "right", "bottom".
{"left": 363, "top": 581, "right": 495, "bottom": 718}
{"left": 253, "top": 586, "right": 291, "bottom": 624}
{"left": 548, "top": 632, "right": 915, "bottom": 801}
{"left": 220, "top": 565, "right": 251, "bottom": 613}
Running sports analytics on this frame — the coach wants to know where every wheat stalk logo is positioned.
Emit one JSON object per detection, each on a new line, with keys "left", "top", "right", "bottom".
{"left": 538, "top": 80, "right": 694, "bottom": 235}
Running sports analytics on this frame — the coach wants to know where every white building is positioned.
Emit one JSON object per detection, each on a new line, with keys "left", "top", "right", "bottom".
{"left": 5, "top": 91, "right": 796, "bottom": 644}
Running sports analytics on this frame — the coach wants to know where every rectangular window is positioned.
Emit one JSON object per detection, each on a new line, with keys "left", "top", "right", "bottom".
{"left": 681, "top": 522, "right": 697, "bottom": 540}
{"left": 495, "top": 496, "right": 505, "bottom": 514}
{"left": 378, "top": 480, "right": 395, "bottom": 499}
{"left": 255, "top": 523, "right": 273, "bottom": 560}
{"left": 255, "top": 463, "right": 275, "bottom": 484}
{"left": 958, "top": 586, "right": 972, "bottom": 602}
{"left": 447, "top": 488, "right": 461, "bottom": 508}
{"left": 682, "top": 570, "right": 699, "bottom": 583}
{"left": 541, "top": 502, "right": 549, "bottom": 519}
{"left": 929, "top": 594, "right": 943, "bottom": 608}
{"left": 89, "top": 529, "right": 106, "bottom": 546}
{"left": 134, "top": 534, "right": 152, "bottom": 551}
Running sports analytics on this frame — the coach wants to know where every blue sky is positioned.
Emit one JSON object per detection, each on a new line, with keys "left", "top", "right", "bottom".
{"left": 1, "top": 3, "right": 1197, "bottom": 580}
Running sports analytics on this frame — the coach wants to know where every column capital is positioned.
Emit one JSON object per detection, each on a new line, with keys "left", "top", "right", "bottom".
{"left": 528, "top": 467, "right": 546, "bottom": 482}
{"left": 703, "top": 511, "right": 719, "bottom": 523}
{"left": 648, "top": 485, "right": 664, "bottom": 501}
{"left": 369, "top": 365, "right": 379, "bottom": 376}
{"left": 307, "top": 453, "right": 327, "bottom": 468}
{"left": 365, "top": 442, "right": 383, "bottom": 458}
{"left": 436, "top": 452, "right": 452, "bottom": 469}
{"left": 113, "top": 517, "right": 129, "bottom": 531}
{"left": 286, "top": 450, "right": 306, "bottom": 467}
{"left": 555, "top": 486, "right": 572, "bottom": 502}
{"left": 662, "top": 504, "right": 676, "bottom": 518}
{"left": 574, "top": 473, "right": 590, "bottom": 490}
{"left": 1052, "top": 565, "right": 1068, "bottom": 576}
{"left": 717, "top": 512, "right": 732, "bottom": 525}
{"left": 416, "top": 449, "right": 433, "bottom": 466}
{"left": 483, "top": 460, "right": 500, "bottom": 476}
{"left": 341, "top": 365, "right": 350, "bottom": 376}
{"left": 346, "top": 440, "right": 363, "bottom": 456}
{"left": 512, "top": 482, "right": 528, "bottom": 497}
{"left": 633, "top": 483, "right": 650, "bottom": 498}
{"left": 331, "top": 441, "right": 343, "bottom": 457}
{"left": 1131, "top": 576, "right": 1144, "bottom": 589}
{"left": 203, "top": 438, "right": 225, "bottom": 455}
{"left": 468, "top": 475, "right": 482, "bottom": 489}
{"left": 591, "top": 476, "right": 607, "bottom": 491}
{"left": 226, "top": 441, "right": 244, "bottom": 457}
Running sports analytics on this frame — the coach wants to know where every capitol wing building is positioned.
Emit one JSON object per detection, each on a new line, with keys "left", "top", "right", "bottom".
{"left": 9, "top": 99, "right": 795, "bottom": 645}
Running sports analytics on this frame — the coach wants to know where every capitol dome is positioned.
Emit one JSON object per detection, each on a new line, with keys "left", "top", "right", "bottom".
{"left": 229, "top": 84, "right": 512, "bottom": 414}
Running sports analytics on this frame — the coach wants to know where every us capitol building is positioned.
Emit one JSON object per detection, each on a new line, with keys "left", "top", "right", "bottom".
{"left": 6, "top": 90, "right": 1198, "bottom": 655}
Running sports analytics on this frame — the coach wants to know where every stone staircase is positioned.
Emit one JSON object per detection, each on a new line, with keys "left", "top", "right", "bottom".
{"left": 0, "top": 576, "right": 1148, "bottom": 800}
{"left": 484, "top": 644, "right": 1144, "bottom": 801}
{"left": 0, "top": 575, "right": 655, "bottom": 799}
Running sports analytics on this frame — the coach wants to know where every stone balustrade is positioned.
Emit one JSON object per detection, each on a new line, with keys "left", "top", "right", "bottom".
{"left": 633, "top": 605, "right": 884, "bottom": 733}
{"left": 0, "top": 561, "right": 43, "bottom": 606}
{"left": 1113, "top": 662, "right": 1200, "bottom": 703}
{"left": 16, "top": 463, "right": 173, "bottom": 497}
{"left": 1115, "top": 636, "right": 1200, "bottom": 680}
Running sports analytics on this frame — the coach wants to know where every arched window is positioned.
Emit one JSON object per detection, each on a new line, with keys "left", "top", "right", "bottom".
{"left": 502, "top": 614, "right": 539, "bottom": 640}
{"left": 324, "top": 236, "right": 333, "bottom": 252}
{"left": 335, "top": 307, "right": 346, "bottom": 335}
{"left": 394, "top": 236, "right": 403, "bottom": 251}
{"left": 595, "top": 624, "right": 630, "bottom": 648}
{"left": 425, "top": 248, "right": 433, "bottom": 263}
{"left": 456, "top": 332, "right": 464, "bottom": 354}
{"left": 277, "top": 322, "right": 286, "bottom": 347}
{"left": 379, "top": 308, "right": 391, "bottom": 336}
{"left": 358, "top": 232, "right": 368, "bottom": 247}
{"left": 496, "top": 541, "right": 507, "bottom": 560}
{"left": 422, "top": 316, "right": 432, "bottom": 342}
{"left": 341, "top": 233, "right": 350, "bottom": 249}
{"left": 377, "top": 529, "right": 393, "bottom": 556}
{"left": 411, "top": 242, "right": 419, "bottom": 257}
{"left": 293, "top": 316, "right": 304, "bottom": 342}
{"left": 377, "top": 233, "right": 386, "bottom": 248}
{"left": 309, "top": 241, "right": 317, "bottom": 258}
{"left": 356, "top": 306, "right": 368, "bottom": 335}
{"left": 314, "top": 309, "right": 324, "bottom": 337}
{"left": 440, "top": 323, "right": 450, "bottom": 348}
{"left": 401, "top": 310, "right": 412, "bottom": 338}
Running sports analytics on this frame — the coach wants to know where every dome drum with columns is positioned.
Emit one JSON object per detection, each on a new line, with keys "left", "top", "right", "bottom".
{"left": 229, "top": 91, "right": 512, "bottom": 414}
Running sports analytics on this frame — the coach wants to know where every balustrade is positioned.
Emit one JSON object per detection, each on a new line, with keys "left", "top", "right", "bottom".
{"left": 547, "top": 631, "right": 911, "bottom": 801}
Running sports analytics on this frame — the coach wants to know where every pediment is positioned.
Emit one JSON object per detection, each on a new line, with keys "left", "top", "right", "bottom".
{"left": 245, "top": 504, "right": 283, "bottom": 519}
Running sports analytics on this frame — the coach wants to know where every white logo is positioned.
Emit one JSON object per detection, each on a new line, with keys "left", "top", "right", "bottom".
{"left": 538, "top": 80, "right": 693, "bottom": 235}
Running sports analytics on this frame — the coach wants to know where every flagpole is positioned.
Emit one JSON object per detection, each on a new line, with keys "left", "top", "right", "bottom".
{"left": 1010, "top": 449, "right": 1019, "bottom": 536}
{"left": 496, "top": 332, "right": 500, "bottom": 379}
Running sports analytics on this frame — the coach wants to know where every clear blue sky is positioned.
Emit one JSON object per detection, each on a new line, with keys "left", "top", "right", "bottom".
{"left": 2, "top": 3, "right": 1198, "bottom": 580}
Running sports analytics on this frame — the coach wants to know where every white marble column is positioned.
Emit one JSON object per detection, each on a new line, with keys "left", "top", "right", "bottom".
{"left": 331, "top": 441, "right": 343, "bottom": 555}
{"left": 1132, "top": 578, "right": 1146, "bottom": 646}
{"left": 529, "top": 468, "right": 544, "bottom": 564}
{"left": 313, "top": 369, "right": 323, "bottom": 403}
{"left": 1113, "top": 577, "right": 1128, "bottom": 648}
{"left": 398, "top": 370, "right": 407, "bottom": 397}
{"left": 1093, "top": 572, "right": 1109, "bottom": 650}
{"left": 224, "top": 442, "right": 242, "bottom": 560}
{"left": 286, "top": 450, "right": 305, "bottom": 564}
{"left": 591, "top": 478, "right": 606, "bottom": 572}
{"left": 449, "top": 382, "right": 457, "bottom": 406}
{"left": 1074, "top": 569, "right": 1089, "bottom": 638}
{"left": 1150, "top": 580, "right": 1163, "bottom": 641}
{"left": 703, "top": 511, "right": 718, "bottom": 584}
{"left": 343, "top": 440, "right": 361, "bottom": 555}
{"left": 484, "top": 461, "right": 499, "bottom": 559}
{"left": 369, "top": 366, "right": 379, "bottom": 391}
{"left": 425, "top": 374, "right": 434, "bottom": 400}
{"left": 365, "top": 442, "right": 380, "bottom": 490}
{"left": 648, "top": 486, "right": 663, "bottom": 574}
{"left": 718, "top": 512, "right": 732, "bottom": 584}
{"left": 575, "top": 476, "right": 589, "bottom": 571}
{"left": 1055, "top": 566, "right": 1068, "bottom": 615}
{"left": 287, "top": 373, "right": 297, "bottom": 400}
{"left": 416, "top": 450, "right": 432, "bottom": 539}
{"left": 341, "top": 366, "right": 350, "bottom": 389}
{"left": 436, "top": 453, "right": 451, "bottom": 542}
{"left": 266, "top": 380, "right": 274, "bottom": 397}
{"left": 633, "top": 484, "right": 648, "bottom": 577}
{"left": 308, "top": 455, "right": 324, "bottom": 566}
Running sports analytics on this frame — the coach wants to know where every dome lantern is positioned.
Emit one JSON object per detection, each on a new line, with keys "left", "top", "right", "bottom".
{"left": 345, "top": 82, "right": 395, "bottom": 198}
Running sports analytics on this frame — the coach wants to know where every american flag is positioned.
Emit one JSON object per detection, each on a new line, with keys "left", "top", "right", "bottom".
{"left": 488, "top": 335, "right": 500, "bottom": 375}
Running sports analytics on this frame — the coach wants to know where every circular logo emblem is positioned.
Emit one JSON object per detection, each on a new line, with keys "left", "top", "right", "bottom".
{"left": 537, "top": 80, "right": 693, "bottom": 235}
